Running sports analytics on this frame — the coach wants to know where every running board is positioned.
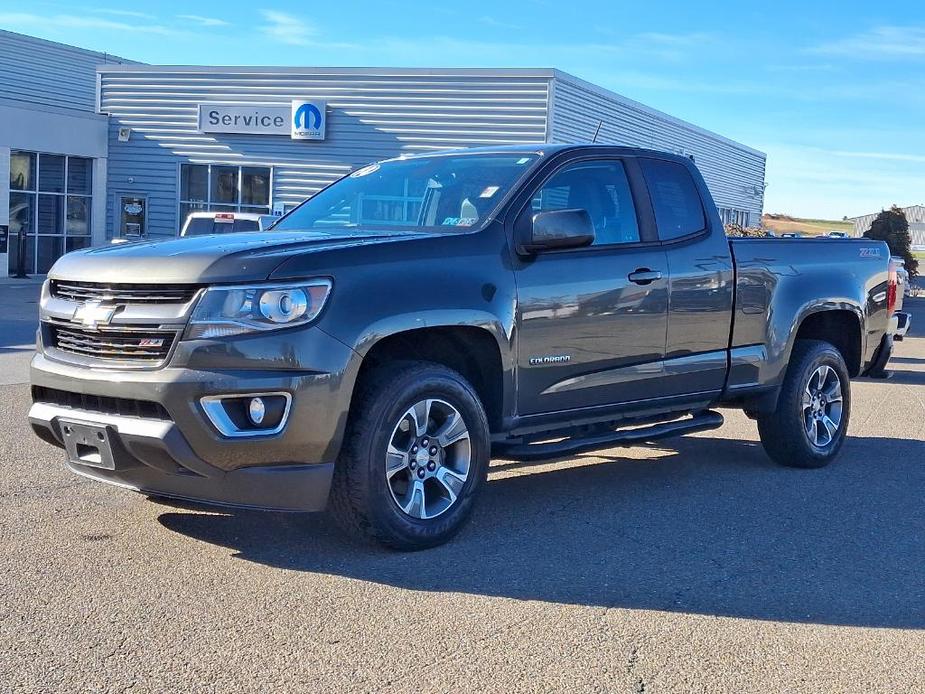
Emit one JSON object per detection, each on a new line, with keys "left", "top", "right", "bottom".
{"left": 491, "top": 411, "right": 724, "bottom": 462}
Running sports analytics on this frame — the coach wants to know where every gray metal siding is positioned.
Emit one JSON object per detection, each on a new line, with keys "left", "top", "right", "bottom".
{"left": 0, "top": 30, "right": 133, "bottom": 112}
{"left": 850, "top": 205, "right": 925, "bottom": 235}
{"left": 549, "top": 73, "right": 766, "bottom": 220}
{"left": 99, "top": 69, "right": 550, "bottom": 237}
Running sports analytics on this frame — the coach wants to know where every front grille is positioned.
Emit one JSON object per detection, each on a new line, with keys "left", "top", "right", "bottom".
{"left": 32, "top": 386, "right": 171, "bottom": 420}
{"left": 50, "top": 324, "right": 177, "bottom": 362}
{"left": 51, "top": 280, "right": 200, "bottom": 304}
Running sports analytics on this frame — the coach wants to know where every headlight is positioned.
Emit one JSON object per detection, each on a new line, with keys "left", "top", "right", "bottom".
{"left": 185, "top": 280, "right": 332, "bottom": 340}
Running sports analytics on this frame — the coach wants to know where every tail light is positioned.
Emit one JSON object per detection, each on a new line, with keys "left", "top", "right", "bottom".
{"left": 887, "top": 258, "right": 898, "bottom": 315}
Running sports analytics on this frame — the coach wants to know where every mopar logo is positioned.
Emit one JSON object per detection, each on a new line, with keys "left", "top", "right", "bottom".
{"left": 291, "top": 100, "right": 326, "bottom": 140}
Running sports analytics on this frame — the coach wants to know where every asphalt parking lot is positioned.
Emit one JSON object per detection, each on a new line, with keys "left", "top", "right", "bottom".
{"left": 1, "top": 283, "right": 923, "bottom": 693}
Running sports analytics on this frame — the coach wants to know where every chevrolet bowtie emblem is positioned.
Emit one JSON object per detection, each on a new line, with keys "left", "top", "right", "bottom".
{"left": 73, "top": 300, "right": 117, "bottom": 329}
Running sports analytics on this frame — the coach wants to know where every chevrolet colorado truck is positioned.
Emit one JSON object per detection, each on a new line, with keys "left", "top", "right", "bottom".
{"left": 29, "top": 145, "right": 900, "bottom": 549}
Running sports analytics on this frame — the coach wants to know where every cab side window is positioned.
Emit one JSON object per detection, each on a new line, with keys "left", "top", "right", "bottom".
{"left": 530, "top": 160, "right": 640, "bottom": 246}
{"left": 639, "top": 158, "right": 706, "bottom": 240}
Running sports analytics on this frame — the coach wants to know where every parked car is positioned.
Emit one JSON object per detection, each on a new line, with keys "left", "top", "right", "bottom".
{"left": 780, "top": 232, "right": 803, "bottom": 238}
{"left": 29, "top": 145, "right": 899, "bottom": 549}
{"left": 180, "top": 211, "right": 277, "bottom": 237}
{"left": 827, "top": 231, "right": 851, "bottom": 239}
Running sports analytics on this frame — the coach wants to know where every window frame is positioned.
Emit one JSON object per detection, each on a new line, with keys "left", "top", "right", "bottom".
{"left": 8, "top": 150, "right": 93, "bottom": 274}
{"left": 509, "top": 152, "right": 660, "bottom": 256}
{"left": 176, "top": 163, "right": 274, "bottom": 229}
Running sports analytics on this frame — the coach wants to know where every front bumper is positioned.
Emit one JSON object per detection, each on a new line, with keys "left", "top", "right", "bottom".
{"left": 29, "top": 324, "right": 362, "bottom": 512}
{"left": 29, "top": 402, "right": 334, "bottom": 511}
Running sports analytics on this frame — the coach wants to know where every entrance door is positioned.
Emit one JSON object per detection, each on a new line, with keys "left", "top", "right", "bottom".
{"left": 116, "top": 194, "right": 147, "bottom": 239}
{"left": 513, "top": 157, "right": 671, "bottom": 417}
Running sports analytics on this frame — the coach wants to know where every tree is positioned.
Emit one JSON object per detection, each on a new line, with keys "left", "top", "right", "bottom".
{"left": 863, "top": 206, "right": 919, "bottom": 277}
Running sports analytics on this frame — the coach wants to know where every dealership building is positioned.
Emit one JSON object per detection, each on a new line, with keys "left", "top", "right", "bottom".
{"left": 2, "top": 30, "right": 767, "bottom": 275}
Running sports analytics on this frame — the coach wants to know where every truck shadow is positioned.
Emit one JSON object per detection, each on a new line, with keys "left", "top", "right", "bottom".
{"left": 157, "top": 434, "right": 925, "bottom": 629}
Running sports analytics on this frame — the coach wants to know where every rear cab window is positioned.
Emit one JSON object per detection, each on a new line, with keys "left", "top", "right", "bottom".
{"left": 639, "top": 159, "right": 706, "bottom": 241}
{"left": 183, "top": 218, "right": 260, "bottom": 236}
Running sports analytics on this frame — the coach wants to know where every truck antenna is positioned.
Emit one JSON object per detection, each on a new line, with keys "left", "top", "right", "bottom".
{"left": 591, "top": 120, "right": 604, "bottom": 143}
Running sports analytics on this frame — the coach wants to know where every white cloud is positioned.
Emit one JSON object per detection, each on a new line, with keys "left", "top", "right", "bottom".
{"left": 92, "top": 9, "right": 156, "bottom": 20}
{"left": 828, "top": 150, "right": 925, "bottom": 164}
{"left": 809, "top": 25, "right": 925, "bottom": 59}
{"left": 0, "top": 12, "right": 177, "bottom": 36}
{"left": 177, "top": 14, "right": 230, "bottom": 28}
{"left": 259, "top": 10, "right": 317, "bottom": 46}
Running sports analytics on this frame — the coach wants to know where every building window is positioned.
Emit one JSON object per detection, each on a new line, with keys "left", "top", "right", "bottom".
{"left": 7, "top": 151, "right": 92, "bottom": 275}
{"left": 718, "top": 207, "right": 750, "bottom": 227}
{"left": 178, "top": 164, "right": 272, "bottom": 229}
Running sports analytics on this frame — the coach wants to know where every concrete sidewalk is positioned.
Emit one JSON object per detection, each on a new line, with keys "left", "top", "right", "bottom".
{"left": 0, "top": 274, "right": 46, "bottom": 287}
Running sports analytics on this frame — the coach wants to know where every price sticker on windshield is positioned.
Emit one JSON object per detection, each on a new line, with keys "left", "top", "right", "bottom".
{"left": 442, "top": 217, "right": 478, "bottom": 227}
{"left": 350, "top": 164, "right": 380, "bottom": 178}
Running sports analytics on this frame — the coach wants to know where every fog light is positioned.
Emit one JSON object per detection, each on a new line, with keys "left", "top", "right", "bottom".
{"left": 248, "top": 397, "right": 266, "bottom": 425}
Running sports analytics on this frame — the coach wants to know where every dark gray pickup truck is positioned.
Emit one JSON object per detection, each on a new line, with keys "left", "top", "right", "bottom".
{"left": 29, "top": 145, "right": 900, "bottom": 549}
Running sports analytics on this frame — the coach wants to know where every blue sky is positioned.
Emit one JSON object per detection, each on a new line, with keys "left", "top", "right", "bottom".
{"left": 2, "top": 0, "right": 923, "bottom": 219}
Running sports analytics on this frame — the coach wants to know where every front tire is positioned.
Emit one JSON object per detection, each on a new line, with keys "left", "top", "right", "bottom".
{"left": 757, "top": 339, "right": 851, "bottom": 468}
{"left": 329, "top": 362, "right": 490, "bottom": 550}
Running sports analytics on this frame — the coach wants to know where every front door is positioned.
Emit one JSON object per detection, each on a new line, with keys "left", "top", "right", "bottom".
{"left": 116, "top": 194, "right": 147, "bottom": 239}
{"left": 513, "top": 157, "right": 670, "bottom": 417}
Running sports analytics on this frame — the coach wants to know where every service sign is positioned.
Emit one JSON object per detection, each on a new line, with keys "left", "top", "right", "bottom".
{"left": 291, "top": 100, "right": 326, "bottom": 140}
{"left": 198, "top": 104, "right": 290, "bottom": 135}
{"left": 198, "top": 101, "right": 327, "bottom": 140}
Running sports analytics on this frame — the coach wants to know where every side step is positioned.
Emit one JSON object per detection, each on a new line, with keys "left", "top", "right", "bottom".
{"left": 491, "top": 410, "right": 724, "bottom": 462}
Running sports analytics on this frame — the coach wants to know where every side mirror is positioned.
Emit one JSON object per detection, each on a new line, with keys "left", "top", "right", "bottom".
{"left": 517, "top": 208, "right": 595, "bottom": 255}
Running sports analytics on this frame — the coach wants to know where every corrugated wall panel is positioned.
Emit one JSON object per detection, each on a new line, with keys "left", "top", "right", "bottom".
{"left": 851, "top": 205, "right": 925, "bottom": 235}
{"left": 550, "top": 73, "right": 766, "bottom": 222}
{"left": 100, "top": 69, "right": 550, "bottom": 237}
{"left": 0, "top": 30, "right": 134, "bottom": 112}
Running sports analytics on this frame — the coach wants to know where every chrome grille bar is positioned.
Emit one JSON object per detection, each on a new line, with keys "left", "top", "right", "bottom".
{"left": 51, "top": 281, "right": 200, "bottom": 304}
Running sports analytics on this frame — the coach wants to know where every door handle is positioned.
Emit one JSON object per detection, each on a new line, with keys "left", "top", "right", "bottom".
{"left": 628, "top": 268, "right": 663, "bottom": 285}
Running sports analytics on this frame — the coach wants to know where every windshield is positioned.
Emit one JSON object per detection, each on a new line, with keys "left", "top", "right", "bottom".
{"left": 274, "top": 153, "right": 539, "bottom": 233}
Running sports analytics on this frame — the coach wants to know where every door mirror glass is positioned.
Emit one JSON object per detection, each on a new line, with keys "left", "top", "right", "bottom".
{"left": 518, "top": 208, "right": 595, "bottom": 254}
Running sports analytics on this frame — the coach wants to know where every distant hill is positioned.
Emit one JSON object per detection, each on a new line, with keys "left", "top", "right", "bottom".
{"left": 762, "top": 214, "right": 855, "bottom": 237}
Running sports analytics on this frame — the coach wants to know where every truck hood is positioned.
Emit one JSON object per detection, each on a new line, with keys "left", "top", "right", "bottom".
{"left": 48, "top": 229, "right": 426, "bottom": 284}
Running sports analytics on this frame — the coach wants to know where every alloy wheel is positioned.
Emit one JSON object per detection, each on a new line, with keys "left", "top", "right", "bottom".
{"left": 801, "top": 365, "right": 844, "bottom": 447}
{"left": 385, "top": 398, "right": 471, "bottom": 519}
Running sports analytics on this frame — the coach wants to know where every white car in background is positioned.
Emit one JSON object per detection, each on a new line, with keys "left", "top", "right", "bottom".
{"left": 180, "top": 211, "right": 277, "bottom": 237}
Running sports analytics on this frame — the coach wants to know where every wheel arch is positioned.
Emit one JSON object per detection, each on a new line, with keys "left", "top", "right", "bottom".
{"left": 353, "top": 321, "right": 511, "bottom": 433}
{"left": 792, "top": 306, "right": 864, "bottom": 376}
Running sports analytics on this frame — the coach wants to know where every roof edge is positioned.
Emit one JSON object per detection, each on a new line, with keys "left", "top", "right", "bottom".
{"left": 96, "top": 64, "right": 558, "bottom": 77}
{"left": 0, "top": 29, "right": 139, "bottom": 66}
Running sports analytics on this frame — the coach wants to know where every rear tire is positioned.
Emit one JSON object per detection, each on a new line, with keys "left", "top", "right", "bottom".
{"left": 757, "top": 340, "right": 851, "bottom": 469}
{"left": 329, "top": 361, "right": 490, "bottom": 550}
